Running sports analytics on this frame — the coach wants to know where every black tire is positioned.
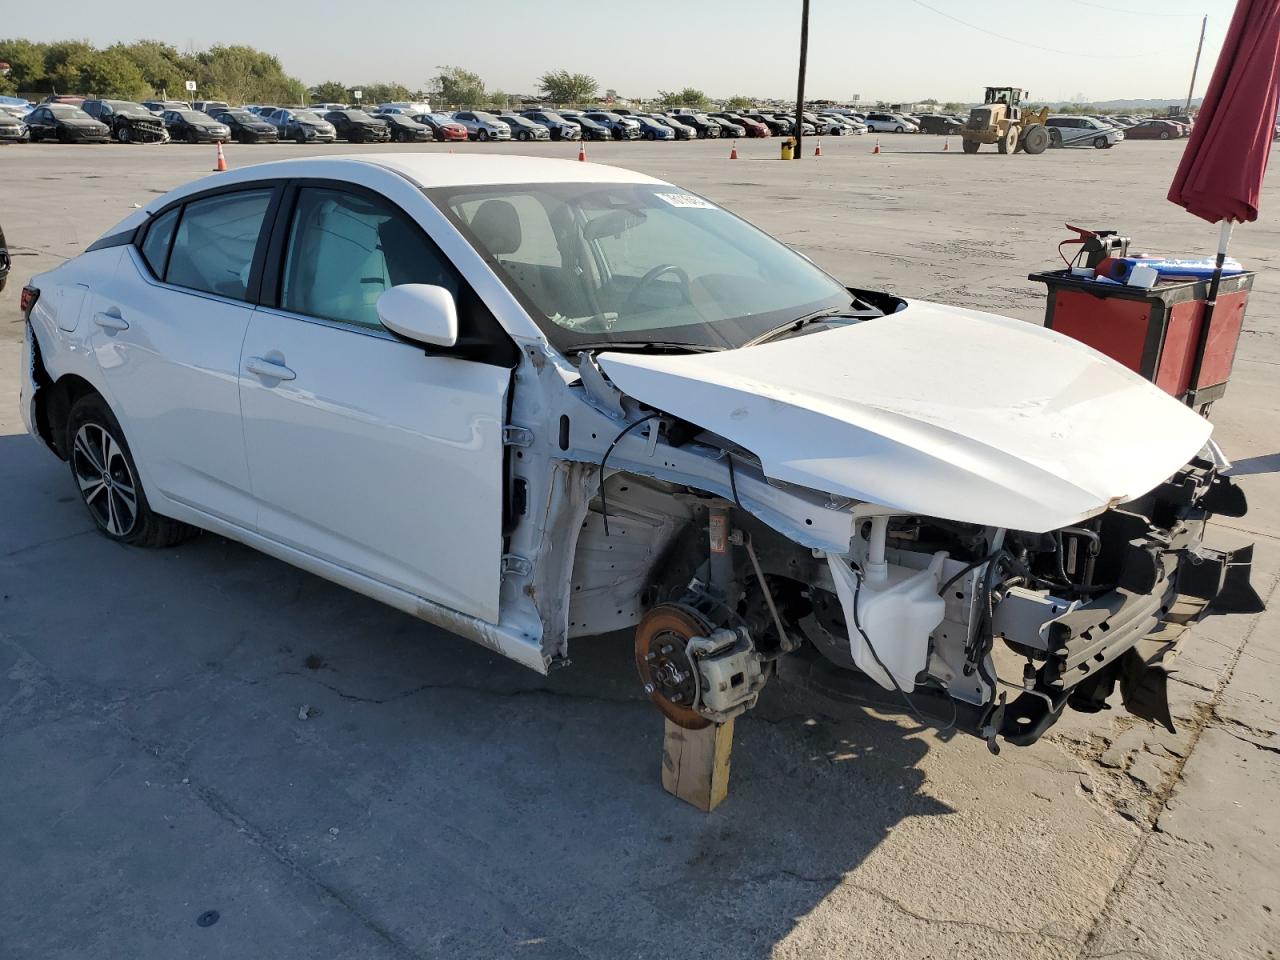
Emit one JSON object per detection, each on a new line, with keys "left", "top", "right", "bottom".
{"left": 477, "top": 129, "right": 489, "bottom": 142}
{"left": 644, "top": 130, "right": 656, "bottom": 141}
{"left": 66, "top": 394, "right": 198, "bottom": 548}
{"left": 1049, "top": 127, "right": 1063, "bottom": 148}
{"left": 1094, "top": 135, "right": 1107, "bottom": 149}
{"left": 962, "top": 138, "right": 980, "bottom": 154}
{"left": 187, "top": 129, "right": 200, "bottom": 145}
{"left": 57, "top": 127, "right": 71, "bottom": 144}
{"left": 295, "top": 130, "right": 307, "bottom": 144}
{"left": 1160, "top": 131, "right": 1171, "bottom": 140}
{"left": 895, "top": 125, "right": 904, "bottom": 133}
{"left": 117, "top": 125, "right": 132, "bottom": 144}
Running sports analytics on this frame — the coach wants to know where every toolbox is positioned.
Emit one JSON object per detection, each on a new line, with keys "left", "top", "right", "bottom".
{"left": 1028, "top": 268, "right": 1254, "bottom": 409}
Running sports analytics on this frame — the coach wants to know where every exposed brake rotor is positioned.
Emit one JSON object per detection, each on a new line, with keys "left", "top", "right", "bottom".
{"left": 634, "top": 603, "right": 713, "bottom": 730}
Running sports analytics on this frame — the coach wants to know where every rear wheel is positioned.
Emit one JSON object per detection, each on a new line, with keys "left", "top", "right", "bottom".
{"left": 66, "top": 394, "right": 197, "bottom": 548}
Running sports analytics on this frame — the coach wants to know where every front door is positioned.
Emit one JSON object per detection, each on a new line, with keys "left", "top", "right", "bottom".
{"left": 239, "top": 184, "right": 510, "bottom": 623}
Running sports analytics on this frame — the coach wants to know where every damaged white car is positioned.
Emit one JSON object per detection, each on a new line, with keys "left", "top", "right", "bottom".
{"left": 20, "top": 155, "right": 1261, "bottom": 750}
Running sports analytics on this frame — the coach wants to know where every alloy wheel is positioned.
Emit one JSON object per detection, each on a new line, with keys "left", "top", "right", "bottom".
{"left": 72, "top": 423, "right": 138, "bottom": 537}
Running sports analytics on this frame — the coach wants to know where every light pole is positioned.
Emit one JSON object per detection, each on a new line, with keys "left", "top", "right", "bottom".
{"left": 793, "top": 0, "right": 810, "bottom": 158}
{"left": 1185, "top": 14, "right": 1207, "bottom": 114}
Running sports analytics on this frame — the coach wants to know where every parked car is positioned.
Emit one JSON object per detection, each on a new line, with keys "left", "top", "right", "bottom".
{"left": 1124, "top": 119, "right": 1182, "bottom": 141}
{"left": 1045, "top": 115, "right": 1124, "bottom": 148}
{"left": 0, "top": 110, "right": 29, "bottom": 142}
{"left": 497, "top": 113, "right": 551, "bottom": 142}
{"left": 25, "top": 104, "right": 111, "bottom": 143}
{"left": 142, "top": 99, "right": 189, "bottom": 116}
{"left": 668, "top": 112, "right": 721, "bottom": 138}
{"left": 772, "top": 114, "right": 815, "bottom": 136}
{"left": 520, "top": 109, "right": 582, "bottom": 141}
{"left": 191, "top": 100, "right": 231, "bottom": 116}
{"left": 378, "top": 101, "right": 432, "bottom": 116}
{"left": 265, "top": 108, "right": 337, "bottom": 143}
{"left": 916, "top": 114, "right": 964, "bottom": 135}
{"left": 639, "top": 113, "right": 694, "bottom": 140}
{"left": 557, "top": 110, "right": 611, "bottom": 141}
{"left": 81, "top": 100, "right": 170, "bottom": 143}
{"left": 709, "top": 116, "right": 746, "bottom": 138}
{"left": 378, "top": 112, "right": 435, "bottom": 143}
{"left": 629, "top": 114, "right": 675, "bottom": 140}
{"left": 211, "top": 109, "right": 281, "bottom": 144}
{"left": 743, "top": 112, "right": 790, "bottom": 135}
{"left": 821, "top": 114, "right": 867, "bottom": 135}
{"left": 583, "top": 111, "right": 642, "bottom": 140}
{"left": 714, "top": 112, "right": 770, "bottom": 137}
{"left": 324, "top": 109, "right": 391, "bottom": 143}
{"left": 161, "top": 109, "right": 231, "bottom": 144}
{"left": 414, "top": 113, "right": 470, "bottom": 142}
{"left": 309, "top": 102, "right": 348, "bottom": 113}
{"left": 20, "top": 153, "right": 1252, "bottom": 761}
{"left": 800, "top": 112, "right": 842, "bottom": 136}
{"left": 0, "top": 222, "right": 8, "bottom": 293}
{"left": 864, "top": 112, "right": 918, "bottom": 133}
{"left": 452, "top": 111, "right": 511, "bottom": 141}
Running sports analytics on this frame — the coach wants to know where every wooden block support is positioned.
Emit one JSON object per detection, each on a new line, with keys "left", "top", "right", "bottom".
{"left": 661, "top": 717, "right": 734, "bottom": 811}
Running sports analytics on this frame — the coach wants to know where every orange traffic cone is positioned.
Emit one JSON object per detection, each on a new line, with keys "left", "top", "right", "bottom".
{"left": 872, "top": 139, "right": 881, "bottom": 155}
{"left": 578, "top": 143, "right": 587, "bottom": 162}
{"left": 814, "top": 139, "right": 822, "bottom": 157}
{"left": 943, "top": 137, "right": 950, "bottom": 152}
{"left": 212, "top": 141, "right": 228, "bottom": 172}
{"left": 729, "top": 140, "right": 738, "bottom": 159}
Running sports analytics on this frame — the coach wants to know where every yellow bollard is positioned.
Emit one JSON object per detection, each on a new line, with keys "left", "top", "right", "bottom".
{"left": 780, "top": 137, "right": 795, "bottom": 160}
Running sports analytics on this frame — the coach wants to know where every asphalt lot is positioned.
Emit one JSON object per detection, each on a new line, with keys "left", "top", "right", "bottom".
{"left": 1, "top": 135, "right": 1277, "bottom": 960}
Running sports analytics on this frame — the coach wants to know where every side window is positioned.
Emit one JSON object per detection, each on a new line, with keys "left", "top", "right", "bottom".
{"left": 167, "top": 189, "right": 273, "bottom": 301}
{"left": 280, "top": 187, "right": 459, "bottom": 331}
{"left": 139, "top": 207, "right": 180, "bottom": 278}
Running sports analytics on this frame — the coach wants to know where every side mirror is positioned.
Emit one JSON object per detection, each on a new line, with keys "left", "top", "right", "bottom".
{"left": 376, "top": 284, "right": 458, "bottom": 348}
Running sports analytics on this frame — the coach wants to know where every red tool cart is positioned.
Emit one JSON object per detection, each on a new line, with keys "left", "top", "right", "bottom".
{"left": 1028, "top": 268, "right": 1254, "bottom": 411}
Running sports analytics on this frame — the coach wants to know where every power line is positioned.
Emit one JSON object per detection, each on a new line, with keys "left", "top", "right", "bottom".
{"left": 1063, "top": 0, "right": 1203, "bottom": 17}
{"left": 904, "top": 0, "right": 1165, "bottom": 58}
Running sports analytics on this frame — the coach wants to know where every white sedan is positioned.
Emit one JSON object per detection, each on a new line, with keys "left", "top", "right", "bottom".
{"left": 863, "top": 112, "right": 918, "bottom": 133}
{"left": 19, "top": 154, "right": 1253, "bottom": 752}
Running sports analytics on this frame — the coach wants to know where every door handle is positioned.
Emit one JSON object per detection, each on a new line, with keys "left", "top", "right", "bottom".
{"left": 245, "top": 356, "right": 296, "bottom": 381}
{"left": 93, "top": 311, "right": 129, "bottom": 331}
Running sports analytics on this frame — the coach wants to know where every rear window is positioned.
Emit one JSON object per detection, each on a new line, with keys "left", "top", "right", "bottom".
{"left": 165, "top": 190, "right": 273, "bottom": 301}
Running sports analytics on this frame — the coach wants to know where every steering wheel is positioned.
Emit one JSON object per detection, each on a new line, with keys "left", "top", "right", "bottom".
{"left": 619, "top": 263, "right": 692, "bottom": 322}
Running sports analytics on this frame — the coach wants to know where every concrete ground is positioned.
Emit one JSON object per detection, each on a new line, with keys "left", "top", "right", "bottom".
{"left": 1, "top": 135, "right": 1276, "bottom": 960}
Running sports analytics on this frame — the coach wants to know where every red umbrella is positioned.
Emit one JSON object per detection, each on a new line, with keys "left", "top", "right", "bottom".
{"left": 1167, "top": 0, "right": 1280, "bottom": 405}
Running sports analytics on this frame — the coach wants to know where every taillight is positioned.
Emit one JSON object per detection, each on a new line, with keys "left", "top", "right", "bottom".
{"left": 20, "top": 285, "right": 40, "bottom": 315}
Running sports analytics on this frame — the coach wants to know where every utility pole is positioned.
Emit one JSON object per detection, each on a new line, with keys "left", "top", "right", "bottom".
{"left": 793, "top": 0, "right": 810, "bottom": 158}
{"left": 1185, "top": 14, "right": 1207, "bottom": 114}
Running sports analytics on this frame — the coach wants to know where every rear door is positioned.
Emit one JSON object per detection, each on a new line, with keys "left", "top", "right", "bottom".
{"left": 86, "top": 184, "right": 280, "bottom": 526}
{"left": 239, "top": 182, "right": 514, "bottom": 622}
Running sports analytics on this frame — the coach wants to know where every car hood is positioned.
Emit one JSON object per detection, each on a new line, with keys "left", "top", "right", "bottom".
{"left": 596, "top": 299, "right": 1213, "bottom": 533}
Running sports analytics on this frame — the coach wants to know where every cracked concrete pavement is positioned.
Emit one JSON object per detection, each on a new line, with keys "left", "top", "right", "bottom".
{"left": 1, "top": 137, "right": 1276, "bottom": 959}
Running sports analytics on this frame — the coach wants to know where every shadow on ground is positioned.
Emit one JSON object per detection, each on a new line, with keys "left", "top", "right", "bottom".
{"left": 0, "top": 432, "right": 956, "bottom": 959}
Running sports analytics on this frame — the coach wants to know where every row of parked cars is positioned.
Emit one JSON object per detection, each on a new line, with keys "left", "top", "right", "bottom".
{"left": 0, "top": 95, "right": 882, "bottom": 145}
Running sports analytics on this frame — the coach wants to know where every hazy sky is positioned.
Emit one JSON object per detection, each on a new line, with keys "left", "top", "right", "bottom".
{"left": 6, "top": 0, "right": 1234, "bottom": 102}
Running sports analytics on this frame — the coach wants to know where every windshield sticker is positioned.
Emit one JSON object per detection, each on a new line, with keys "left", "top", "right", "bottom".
{"left": 654, "top": 192, "right": 715, "bottom": 209}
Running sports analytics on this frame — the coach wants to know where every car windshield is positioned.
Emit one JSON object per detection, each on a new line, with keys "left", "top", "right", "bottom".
{"left": 294, "top": 112, "right": 323, "bottom": 122}
{"left": 538, "top": 112, "right": 564, "bottom": 122}
{"left": 176, "top": 111, "right": 214, "bottom": 122}
{"left": 344, "top": 110, "right": 375, "bottom": 121}
{"left": 107, "top": 101, "right": 147, "bottom": 114}
{"left": 50, "top": 105, "right": 92, "bottom": 120}
{"left": 224, "top": 110, "right": 256, "bottom": 122}
{"left": 471, "top": 111, "right": 498, "bottom": 122}
{"left": 428, "top": 113, "right": 454, "bottom": 123}
{"left": 430, "top": 182, "right": 853, "bottom": 352}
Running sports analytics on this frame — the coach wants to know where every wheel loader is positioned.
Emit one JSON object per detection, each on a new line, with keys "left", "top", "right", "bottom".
{"left": 961, "top": 86, "right": 1050, "bottom": 155}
